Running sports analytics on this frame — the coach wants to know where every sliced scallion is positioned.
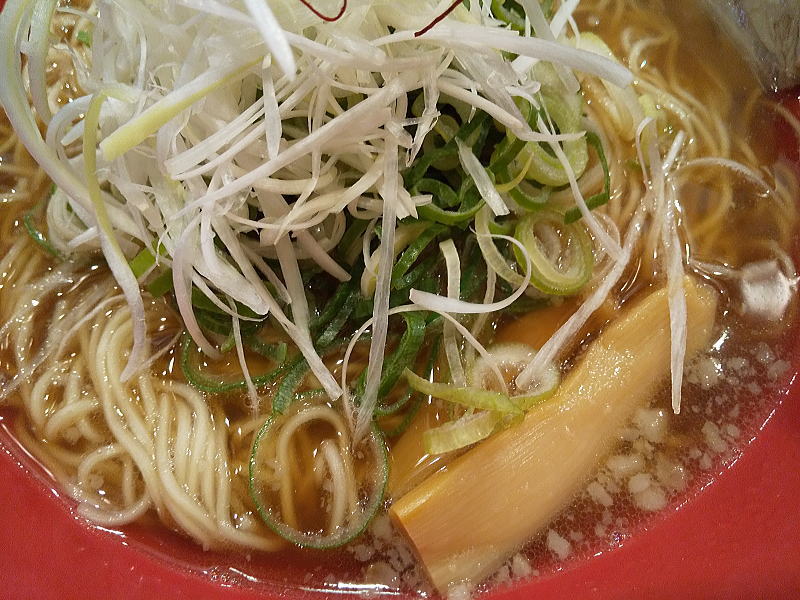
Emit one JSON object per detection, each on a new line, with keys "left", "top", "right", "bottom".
{"left": 513, "top": 209, "right": 594, "bottom": 295}
{"left": 423, "top": 411, "right": 501, "bottom": 455}
{"left": 404, "top": 368, "right": 522, "bottom": 415}
{"left": 249, "top": 407, "right": 388, "bottom": 549}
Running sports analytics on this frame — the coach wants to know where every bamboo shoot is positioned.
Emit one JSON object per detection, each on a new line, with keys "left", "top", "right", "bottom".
{"left": 390, "top": 278, "right": 718, "bottom": 593}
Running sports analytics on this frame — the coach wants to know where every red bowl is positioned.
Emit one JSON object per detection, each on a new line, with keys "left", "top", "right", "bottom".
{"left": 2, "top": 0, "right": 799, "bottom": 595}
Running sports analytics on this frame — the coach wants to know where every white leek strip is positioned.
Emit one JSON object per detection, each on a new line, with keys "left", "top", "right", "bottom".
{"left": 355, "top": 133, "right": 399, "bottom": 443}
{"left": 100, "top": 58, "right": 259, "bottom": 161}
{"left": 361, "top": 219, "right": 379, "bottom": 280}
{"left": 542, "top": 115, "right": 623, "bottom": 261}
{"left": 0, "top": 0, "right": 91, "bottom": 208}
{"left": 239, "top": 224, "right": 342, "bottom": 400}
{"left": 510, "top": 55, "right": 536, "bottom": 78}
{"left": 252, "top": 164, "right": 378, "bottom": 235}
{"left": 648, "top": 121, "right": 668, "bottom": 231}
{"left": 173, "top": 218, "right": 220, "bottom": 358}
{"left": 261, "top": 56, "right": 281, "bottom": 160}
{"left": 440, "top": 239, "right": 466, "bottom": 388}
{"left": 60, "top": 119, "right": 87, "bottom": 148}
{"left": 268, "top": 301, "right": 343, "bottom": 402}
{"left": 475, "top": 205, "right": 524, "bottom": 287}
{"left": 177, "top": 0, "right": 251, "bottom": 24}
{"left": 210, "top": 216, "right": 282, "bottom": 313}
{"left": 506, "top": 82, "right": 543, "bottom": 110}
{"left": 248, "top": 168, "right": 339, "bottom": 198}
{"left": 295, "top": 231, "right": 351, "bottom": 282}
{"left": 259, "top": 194, "right": 339, "bottom": 400}
{"left": 361, "top": 222, "right": 428, "bottom": 297}
{"left": 413, "top": 23, "right": 633, "bottom": 88}
{"left": 175, "top": 115, "right": 273, "bottom": 180}
{"left": 340, "top": 304, "right": 412, "bottom": 435}
{"left": 192, "top": 277, "right": 260, "bottom": 322}
{"left": 242, "top": 246, "right": 292, "bottom": 304}
{"left": 412, "top": 233, "right": 532, "bottom": 315}
{"left": 163, "top": 98, "right": 265, "bottom": 175}
{"left": 469, "top": 251, "right": 497, "bottom": 353}
{"left": 230, "top": 298, "right": 260, "bottom": 411}
{"left": 662, "top": 131, "right": 686, "bottom": 173}
{"left": 47, "top": 94, "right": 90, "bottom": 151}
{"left": 26, "top": 0, "right": 58, "bottom": 123}
{"left": 516, "top": 208, "right": 645, "bottom": 390}
{"left": 241, "top": 0, "right": 295, "bottom": 78}
{"left": 408, "top": 69, "right": 440, "bottom": 166}
{"left": 275, "top": 233, "right": 311, "bottom": 326}
{"left": 66, "top": 227, "right": 99, "bottom": 248}
{"left": 395, "top": 183, "right": 420, "bottom": 221}
{"left": 55, "top": 5, "right": 94, "bottom": 20}
{"left": 518, "top": 0, "right": 580, "bottom": 94}
{"left": 550, "top": 0, "right": 579, "bottom": 38}
{"left": 330, "top": 32, "right": 389, "bottom": 66}
{"left": 193, "top": 80, "right": 402, "bottom": 206}
{"left": 634, "top": 117, "right": 654, "bottom": 185}
{"left": 437, "top": 80, "right": 582, "bottom": 144}
{"left": 198, "top": 213, "right": 269, "bottom": 314}
{"left": 283, "top": 30, "right": 388, "bottom": 70}
{"left": 436, "top": 79, "right": 522, "bottom": 132}
{"left": 84, "top": 91, "right": 148, "bottom": 381}
{"left": 650, "top": 131, "right": 688, "bottom": 415}
{"left": 456, "top": 138, "right": 509, "bottom": 217}
{"left": 456, "top": 51, "right": 525, "bottom": 128}
{"left": 663, "top": 185, "right": 688, "bottom": 415}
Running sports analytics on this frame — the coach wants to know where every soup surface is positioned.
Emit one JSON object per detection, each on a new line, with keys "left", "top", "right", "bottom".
{"left": 0, "top": 0, "right": 798, "bottom": 597}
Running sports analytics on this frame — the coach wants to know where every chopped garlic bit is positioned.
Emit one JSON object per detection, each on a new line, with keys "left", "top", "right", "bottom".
{"left": 702, "top": 421, "right": 729, "bottom": 454}
{"left": 633, "top": 484, "right": 667, "bottom": 512}
{"left": 607, "top": 453, "right": 645, "bottom": 478}
{"left": 587, "top": 481, "right": 614, "bottom": 507}
{"left": 627, "top": 472, "right": 652, "bottom": 494}
{"left": 633, "top": 408, "right": 668, "bottom": 443}
{"left": 546, "top": 529, "right": 572, "bottom": 560}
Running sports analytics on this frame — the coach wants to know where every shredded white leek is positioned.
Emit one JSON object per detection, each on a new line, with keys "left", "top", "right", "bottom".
{"left": 355, "top": 132, "right": 399, "bottom": 442}
{"left": 26, "top": 0, "right": 58, "bottom": 123}
{"left": 83, "top": 91, "right": 148, "bottom": 381}
{"left": 456, "top": 138, "right": 509, "bottom": 217}
{"left": 440, "top": 239, "right": 466, "bottom": 387}
{"left": 1, "top": 0, "right": 652, "bottom": 436}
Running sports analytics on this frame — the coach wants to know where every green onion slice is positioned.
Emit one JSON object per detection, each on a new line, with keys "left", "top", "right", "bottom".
{"left": 564, "top": 131, "right": 612, "bottom": 224}
{"left": 423, "top": 410, "right": 502, "bottom": 455}
{"left": 508, "top": 94, "right": 588, "bottom": 188}
{"left": 415, "top": 342, "right": 562, "bottom": 455}
{"left": 513, "top": 209, "right": 594, "bottom": 296}
{"left": 404, "top": 369, "right": 523, "bottom": 415}
{"left": 249, "top": 403, "right": 389, "bottom": 549}
{"left": 180, "top": 333, "right": 285, "bottom": 394}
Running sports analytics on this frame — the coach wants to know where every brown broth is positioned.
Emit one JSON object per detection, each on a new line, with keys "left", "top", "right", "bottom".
{"left": 0, "top": 0, "right": 798, "bottom": 597}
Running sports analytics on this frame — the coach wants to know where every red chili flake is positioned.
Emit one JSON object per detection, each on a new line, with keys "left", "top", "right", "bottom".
{"left": 296, "top": 0, "right": 347, "bottom": 22}
{"left": 414, "top": 0, "right": 464, "bottom": 37}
